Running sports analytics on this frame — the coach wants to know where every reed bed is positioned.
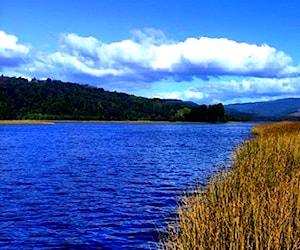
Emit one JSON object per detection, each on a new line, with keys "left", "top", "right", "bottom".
{"left": 162, "top": 121, "right": 300, "bottom": 249}
{"left": 0, "top": 120, "right": 54, "bottom": 124}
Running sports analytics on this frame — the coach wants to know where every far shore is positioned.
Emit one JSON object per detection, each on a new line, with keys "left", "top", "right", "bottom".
{"left": 0, "top": 120, "right": 177, "bottom": 125}
{"left": 0, "top": 120, "right": 55, "bottom": 125}
{"left": 0, "top": 120, "right": 247, "bottom": 125}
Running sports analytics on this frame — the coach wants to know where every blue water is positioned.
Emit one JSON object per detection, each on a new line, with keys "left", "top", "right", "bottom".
{"left": 0, "top": 122, "right": 253, "bottom": 249}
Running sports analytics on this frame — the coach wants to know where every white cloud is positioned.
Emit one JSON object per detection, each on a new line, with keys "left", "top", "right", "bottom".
{"left": 0, "top": 30, "right": 30, "bottom": 68}
{"left": 0, "top": 29, "right": 300, "bottom": 82}
{"left": 1, "top": 29, "right": 300, "bottom": 104}
{"left": 175, "top": 37, "right": 294, "bottom": 77}
{"left": 156, "top": 77, "right": 300, "bottom": 104}
{"left": 20, "top": 29, "right": 300, "bottom": 84}
{"left": 0, "top": 29, "right": 300, "bottom": 84}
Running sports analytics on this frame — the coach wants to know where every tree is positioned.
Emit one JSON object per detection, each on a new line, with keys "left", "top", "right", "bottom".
{"left": 186, "top": 105, "right": 208, "bottom": 122}
{"left": 207, "top": 103, "right": 225, "bottom": 122}
{"left": 172, "top": 107, "right": 191, "bottom": 121}
{"left": 0, "top": 76, "right": 197, "bottom": 121}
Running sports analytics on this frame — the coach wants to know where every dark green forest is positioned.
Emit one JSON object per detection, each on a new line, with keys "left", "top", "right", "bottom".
{"left": 0, "top": 76, "right": 227, "bottom": 122}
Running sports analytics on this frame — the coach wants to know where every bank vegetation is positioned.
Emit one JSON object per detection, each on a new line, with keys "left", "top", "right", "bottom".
{"left": 162, "top": 121, "right": 300, "bottom": 249}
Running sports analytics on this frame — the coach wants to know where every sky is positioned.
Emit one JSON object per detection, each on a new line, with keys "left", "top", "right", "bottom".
{"left": 1, "top": 0, "right": 300, "bottom": 104}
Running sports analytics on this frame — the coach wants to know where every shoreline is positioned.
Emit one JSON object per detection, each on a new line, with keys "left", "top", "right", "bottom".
{"left": 0, "top": 120, "right": 181, "bottom": 125}
{"left": 0, "top": 120, "right": 55, "bottom": 125}
{"left": 0, "top": 120, "right": 245, "bottom": 125}
{"left": 162, "top": 121, "right": 300, "bottom": 249}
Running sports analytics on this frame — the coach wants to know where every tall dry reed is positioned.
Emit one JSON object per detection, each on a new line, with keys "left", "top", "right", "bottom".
{"left": 162, "top": 121, "right": 300, "bottom": 249}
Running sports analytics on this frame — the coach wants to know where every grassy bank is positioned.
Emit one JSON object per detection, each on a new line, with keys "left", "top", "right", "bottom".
{"left": 0, "top": 120, "right": 178, "bottom": 125}
{"left": 0, "top": 120, "right": 54, "bottom": 125}
{"left": 162, "top": 121, "right": 300, "bottom": 249}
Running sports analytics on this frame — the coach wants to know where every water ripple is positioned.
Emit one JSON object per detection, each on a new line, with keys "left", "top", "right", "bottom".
{"left": 0, "top": 122, "right": 253, "bottom": 249}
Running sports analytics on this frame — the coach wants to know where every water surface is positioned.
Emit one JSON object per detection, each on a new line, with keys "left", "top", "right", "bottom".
{"left": 0, "top": 122, "right": 253, "bottom": 249}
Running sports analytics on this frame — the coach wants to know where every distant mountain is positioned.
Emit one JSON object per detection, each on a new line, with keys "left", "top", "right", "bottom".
{"left": 225, "top": 98, "right": 300, "bottom": 121}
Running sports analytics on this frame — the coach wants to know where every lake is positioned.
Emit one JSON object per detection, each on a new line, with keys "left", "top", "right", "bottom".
{"left": 0, "top": 122, "right": 253, "bottom": 249}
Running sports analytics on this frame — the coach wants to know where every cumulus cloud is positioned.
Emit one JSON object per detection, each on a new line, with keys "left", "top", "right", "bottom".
{"left": 0, "top": 31, "right": 30, "bottom": 68}
{"left": 1, "top": 29, "right": 300, "bottom": 103}
{"left": 53, "top": 31, "right": 300, "bottom": 81}
{"left": 156, "top": 77, "right": 300, "bottom": 104}
{"left": 20, "top": 29, "right": 300, "bottom": 84}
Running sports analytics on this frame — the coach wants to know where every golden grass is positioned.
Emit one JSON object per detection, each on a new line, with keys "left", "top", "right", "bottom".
{"left": 162, "top": 121, "right": 300, "bottom": 249}
{"left": 0, "top": 120, "right": 54, "bottom": 125}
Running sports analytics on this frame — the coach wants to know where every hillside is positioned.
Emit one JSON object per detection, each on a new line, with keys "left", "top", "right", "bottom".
{"left": 225, "top": 98, "right": 300, "bottom": 121}
{"left": 0, "top": 76, "right": 201, "bottom": 121}
{"left": 3, "top": 76, "right": 299, "bottom": 122}
{"left": 0, "top": 76, "right": 229, "bottom": 122}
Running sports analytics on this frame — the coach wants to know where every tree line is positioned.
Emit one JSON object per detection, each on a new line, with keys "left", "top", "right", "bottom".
{"left": 0, "top": 76, "right": 227, "bottom": 122}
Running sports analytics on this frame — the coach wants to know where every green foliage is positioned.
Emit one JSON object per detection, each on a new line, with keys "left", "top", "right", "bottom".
{"left": 171, "top": 107, "right": 191, "bottom": 121}
{"left": 0, "top": 76, "right": 228, "bottom": 122}
{"left": 185, "top": 103, "right": 227, "bottom": 122}
{"left": 0, "top": 76, "right": 196, "bottom": 121}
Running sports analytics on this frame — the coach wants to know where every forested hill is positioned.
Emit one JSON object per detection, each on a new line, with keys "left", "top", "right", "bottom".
{"left": 0, "top": 76, "right": 227, "bottom": 122}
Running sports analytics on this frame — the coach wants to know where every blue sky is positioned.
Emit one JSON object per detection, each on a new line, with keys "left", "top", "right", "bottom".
{"left": 1, "top": 0, "right": 300, "bottom": 104}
